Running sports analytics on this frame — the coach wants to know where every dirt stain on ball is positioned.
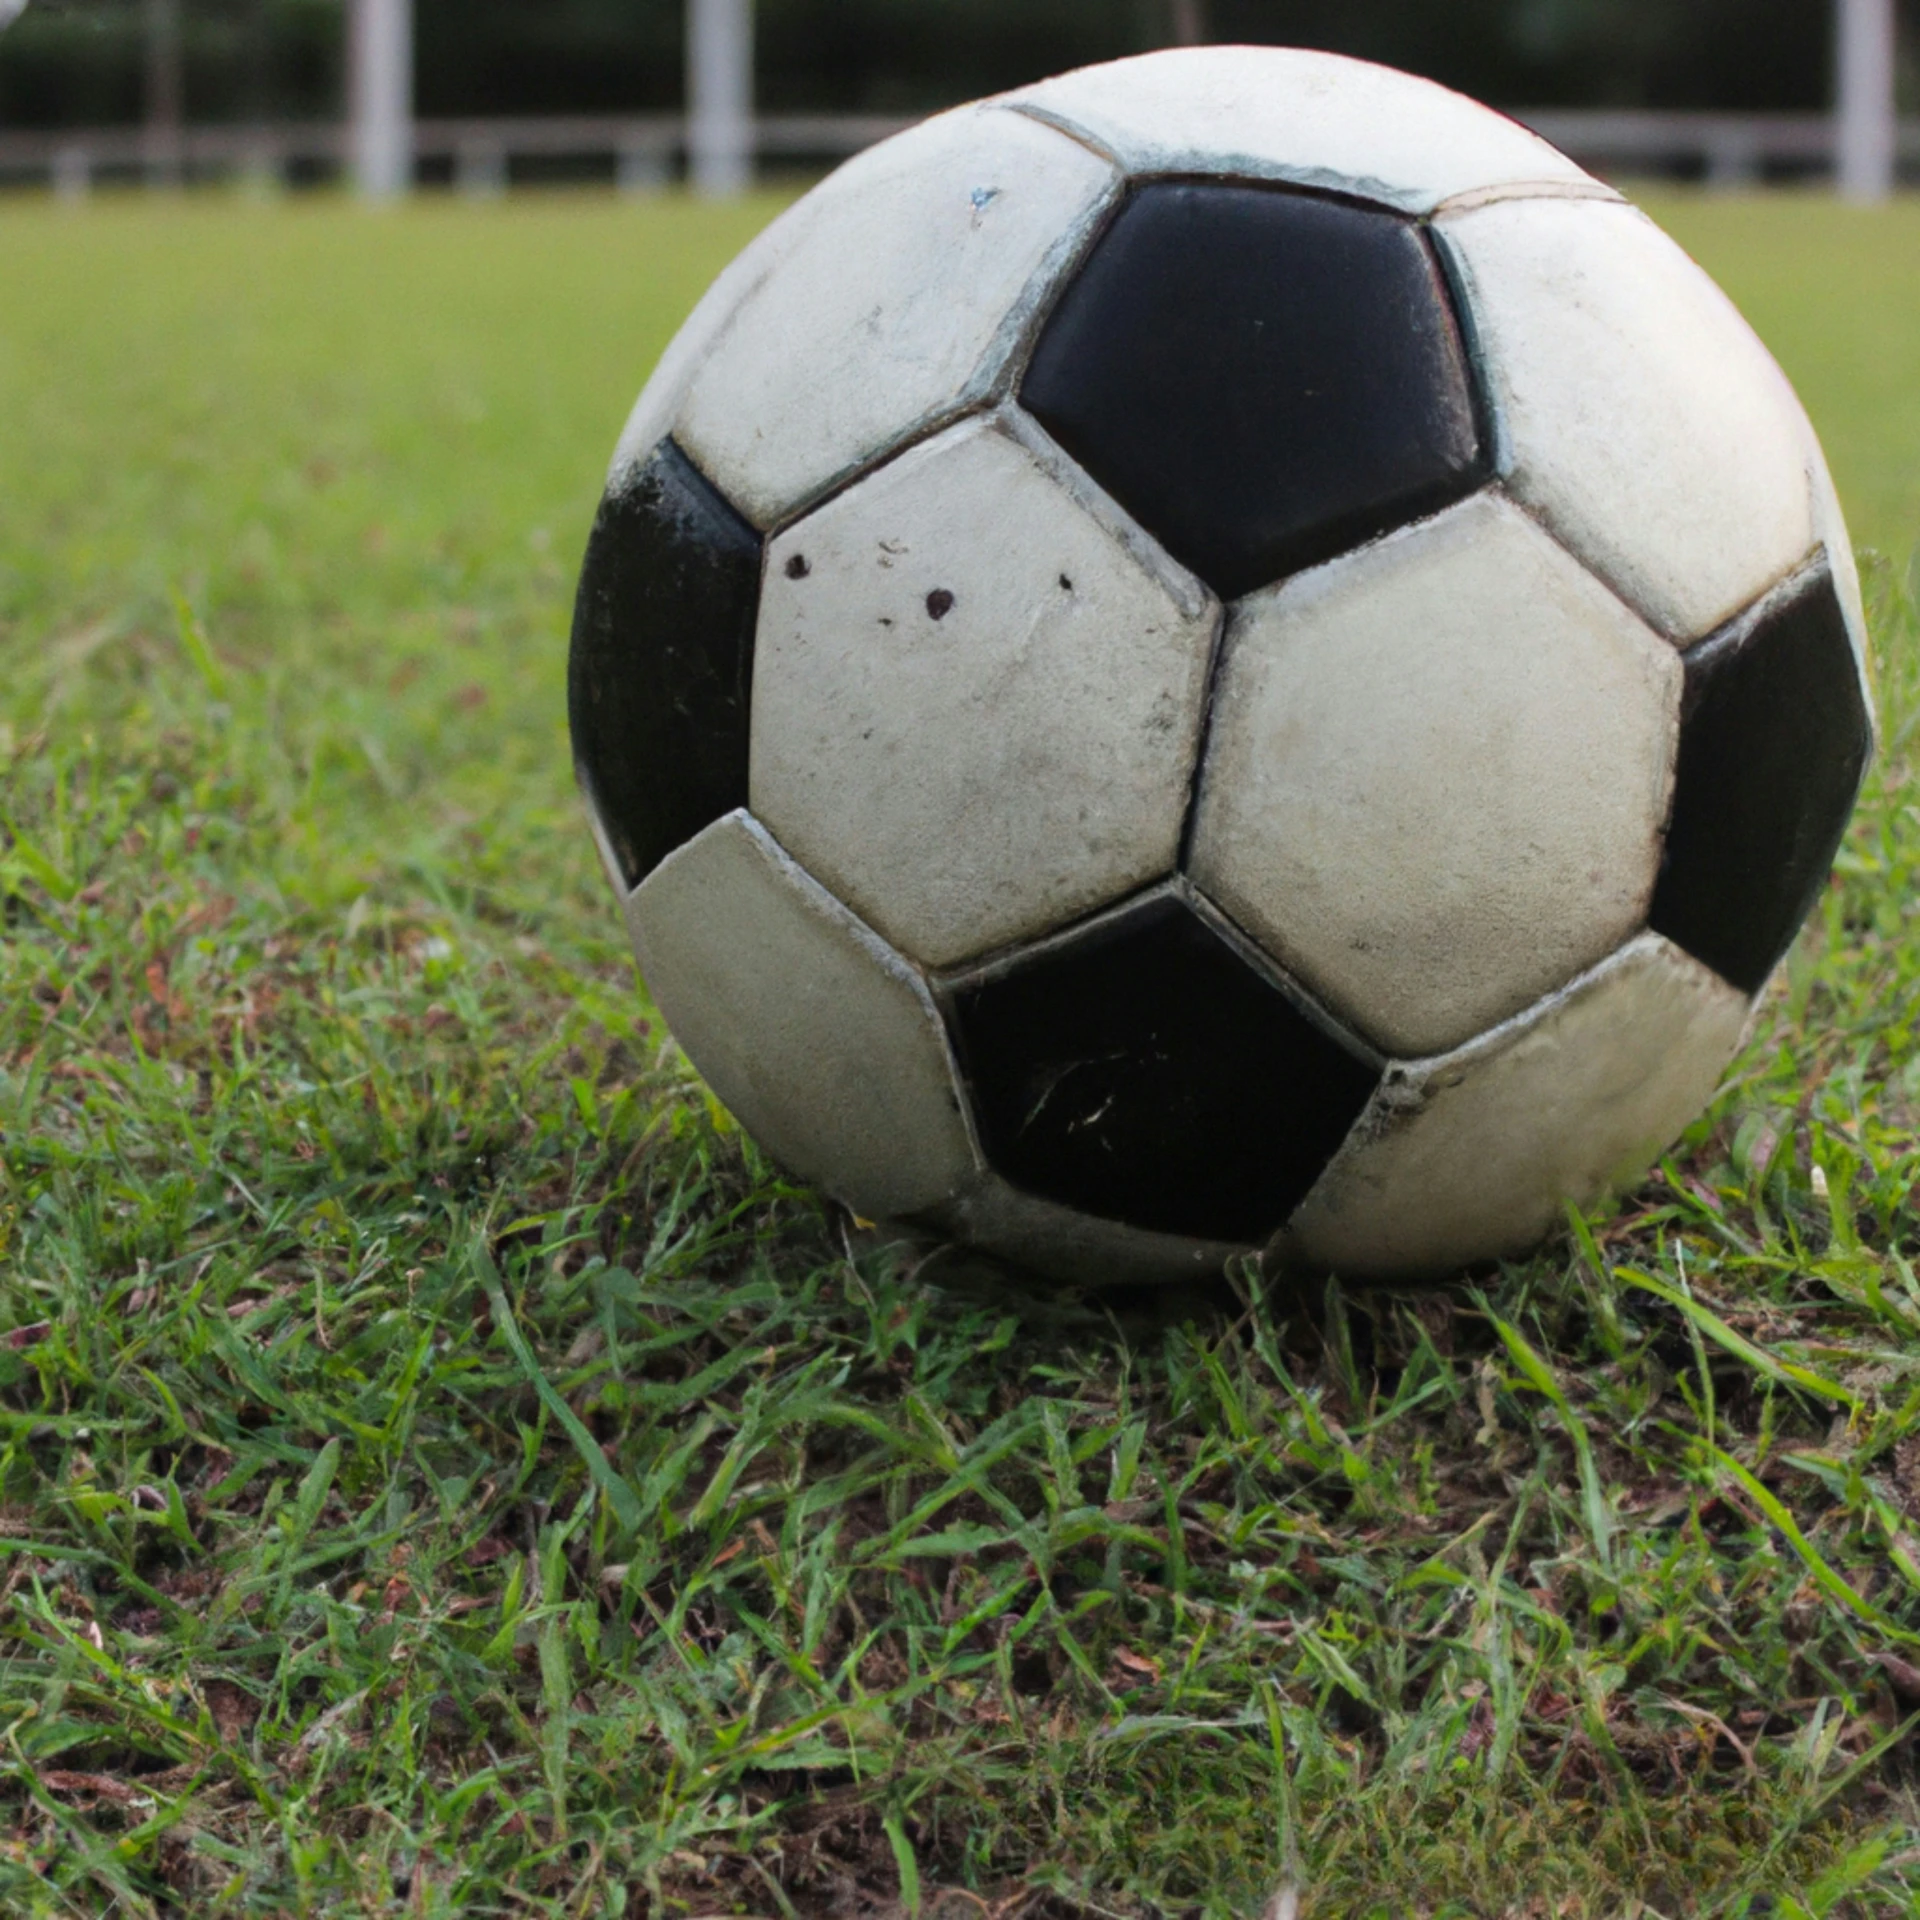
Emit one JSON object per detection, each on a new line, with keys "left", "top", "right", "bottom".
{"left": 926, "top": 589, "right": 956, "bottom": 621}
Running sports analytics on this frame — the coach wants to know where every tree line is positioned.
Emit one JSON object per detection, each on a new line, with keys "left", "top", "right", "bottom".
{"left": 1, "top": 0, "right": 1911, "bottom": 131}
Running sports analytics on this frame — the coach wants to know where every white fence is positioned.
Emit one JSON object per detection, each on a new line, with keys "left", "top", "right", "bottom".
{"left": 1522, "top": 108, "right": 1920, "bottom": 185}
{"left": 4, "top": 109, "right": 1917, "bottom": 197}
{"left": 0, "top": 113, "right": 908, "bottom": 195}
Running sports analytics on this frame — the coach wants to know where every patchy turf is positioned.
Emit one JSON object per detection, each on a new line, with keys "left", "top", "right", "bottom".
{"left": 2, "top": 186, "right": 1920, "bottom": 1919}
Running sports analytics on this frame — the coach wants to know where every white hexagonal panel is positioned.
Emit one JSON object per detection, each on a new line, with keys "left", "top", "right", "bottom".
{"left": 754, "top": 417, "right": 1220, "bottom": 969}
{"left": 916, "top": 1174, "right": 1253, "bottom": 1290}
{"left": 1280, "top": 933, "right": 1753, "bottom": 1279}
{"left": 624, "top": 810, "right": 978, "bottom": 1222}
{"left": 675, "top": 107, "right": 1119, "bottom": 529}
{"left": 1189, "top": 493, "right": 1680, "bottom": 1059}
{"left": 1439, "top": 196, "right": 1817, "bottom": 643}
{"left": 1002, "top": 48, "right": 1598, "bottom": 215}
{"left": 606, "top": 197, "right": 812, "bottom": 485}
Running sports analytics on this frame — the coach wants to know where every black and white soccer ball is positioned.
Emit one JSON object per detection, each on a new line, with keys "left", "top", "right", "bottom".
{"left": 569, "top": 48, "right": 1874, "bottom": 1284}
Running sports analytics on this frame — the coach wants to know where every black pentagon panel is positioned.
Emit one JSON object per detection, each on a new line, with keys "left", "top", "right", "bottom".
{"left": 568, "top": 440, "right": 763, "bottom": 890}
{"left": 948, "top": 894, "right": 1380, "bottom": 1244}
{"left": 1020, "top": 182, "right": 1486, "bottom": 602}
{"left": 1649, "top": 566, "right": 1871, "bottom": 995}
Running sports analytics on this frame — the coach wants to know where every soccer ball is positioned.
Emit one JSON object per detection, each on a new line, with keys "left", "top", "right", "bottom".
{"left": 569, "top": 47, "right": 1874, "bottom": 1284}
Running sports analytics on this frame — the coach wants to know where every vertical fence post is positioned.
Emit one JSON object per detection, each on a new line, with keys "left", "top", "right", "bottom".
{"left": 52, "top": 145, "right": 92, "bottom": 203}
{"left": 455, "top": 139, "right": 507, "bottom": 198}
{"left": 350, "top": 0, "right": 413, "bottom": 200}
{"left": 144, "top": 0, "right": 185, "bottom": 186}
{"left": 1170, "top": 0, "right": 1207, "bottom": 46}
{"left": 618, "top": 139, "right": 669, "bottom": 195}
{"left": 688, "top": 0, "right": 752, "bottom": 197}
{"left": 1837, "top": 0, "right": 1897, "bottom": 201}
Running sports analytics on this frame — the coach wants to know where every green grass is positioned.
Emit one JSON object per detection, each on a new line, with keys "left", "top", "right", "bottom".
{"left": 2, "top": 183, "right": 1920, "bottom": 1918}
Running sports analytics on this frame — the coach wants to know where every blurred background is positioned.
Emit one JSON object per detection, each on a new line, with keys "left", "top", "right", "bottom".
{"left": 1, "top": 0, "right": 1915, "bottom": 198}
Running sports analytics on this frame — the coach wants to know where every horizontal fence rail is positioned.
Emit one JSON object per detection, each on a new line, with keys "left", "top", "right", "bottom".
{"left": 0, "top": 113, "right": 912, "bottom": 193}
{"left": 1520, "top": 108, "right": 1920, "bottom": 182}
{"left": 3, "top": 109, "right": 1918, "bottom": 195}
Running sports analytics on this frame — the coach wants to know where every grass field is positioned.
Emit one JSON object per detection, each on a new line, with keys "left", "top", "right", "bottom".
{"left": 2, "top": 184, "right": 1920, "bottom": 1918}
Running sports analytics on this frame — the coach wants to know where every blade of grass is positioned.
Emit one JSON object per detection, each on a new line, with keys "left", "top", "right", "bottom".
{"left": 473, "top": 1239, "right": 645, "bottom": 1535}
{"left": 1618, "top": 1266, "right": 1860, "bottom": 1413}
{"left": 1486, "top": 1308, "right": 1614, "bottom": 1574}
{"left": 1699, "top": 1440, "right": 1920, "bottom": 1647}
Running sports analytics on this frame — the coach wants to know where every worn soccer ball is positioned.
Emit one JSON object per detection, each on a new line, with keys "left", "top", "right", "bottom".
{"left": 569, "top": 47, "right": 1874, "bottom": 1284}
